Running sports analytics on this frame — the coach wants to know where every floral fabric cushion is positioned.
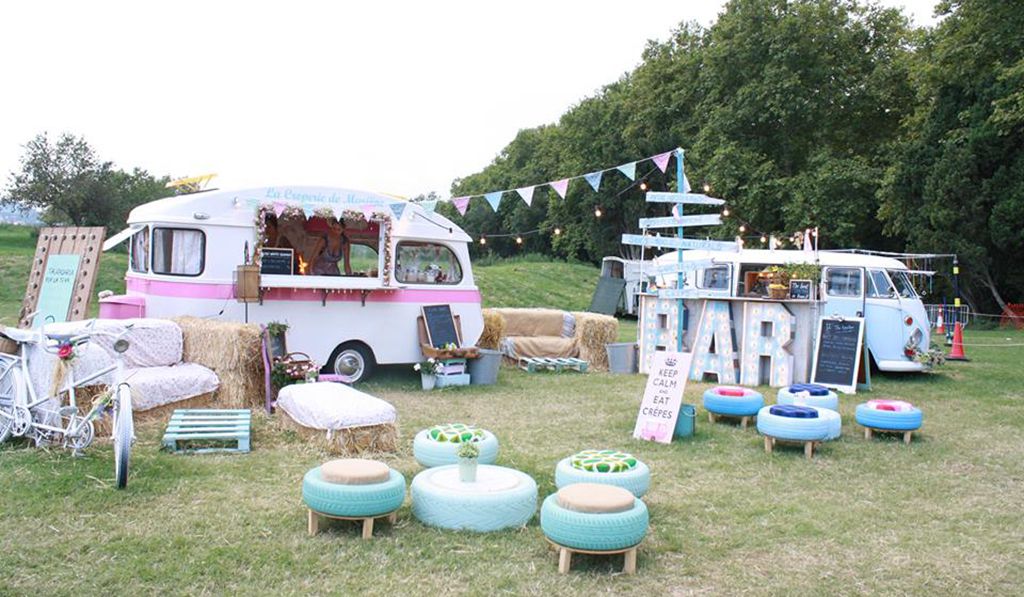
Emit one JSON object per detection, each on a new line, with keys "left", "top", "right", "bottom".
{"left": 427, "top": 423, "right": 484, "bottom": 443}
{"left": 570, "top": 449, "right": 638, "bottom": 473}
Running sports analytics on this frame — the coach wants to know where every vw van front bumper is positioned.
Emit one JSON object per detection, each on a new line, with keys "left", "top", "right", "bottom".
{"left": 875, "top": 359, "right": 926, "bottom": 372}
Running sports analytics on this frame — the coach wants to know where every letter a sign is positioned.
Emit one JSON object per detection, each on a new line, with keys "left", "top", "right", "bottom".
{"left": 633, "top": 351, "right": 694, "bottom": 444}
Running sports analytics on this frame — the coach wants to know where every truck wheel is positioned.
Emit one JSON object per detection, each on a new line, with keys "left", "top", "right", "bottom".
{"left": 327, "top": 342, "right": 375, "bottom": 384}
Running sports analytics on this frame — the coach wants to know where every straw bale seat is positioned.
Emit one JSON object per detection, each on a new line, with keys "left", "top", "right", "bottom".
{"left": 486, "top": 308, "right": 617, "bottom": 371}
{"left": 278, "top": 382, "right": 398, "bottom": 455}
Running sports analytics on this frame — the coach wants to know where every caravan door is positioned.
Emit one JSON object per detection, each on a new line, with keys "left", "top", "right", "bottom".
{"left": 822, "top": 266, "right": 865, "bottom": 319}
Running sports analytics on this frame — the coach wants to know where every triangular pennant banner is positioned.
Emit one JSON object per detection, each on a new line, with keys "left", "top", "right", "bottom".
{"left": 584, "top": 171, "right": 603, "bottom": 192}
{"left": 360, "top": 204, "right": 376, "bottom": 220}
{"left": 516, "top": 186, "right": 534, "bottom": 206}
{"left": 273, "top": 201, "right": 286, "bottom": 216}
{"left": 616, "top": 162, "right": 637, "bottom": 181}
{"left": 452, "top": 196, "right": 471, "bottom": 216}
{"left": 549, "top": 179, "right": 569, "bottom": 199}
{"left": 682, "top": 171, "right": 692, "bottom": 193}
{"left": 484, "top": 191, "right": 503, "bottom": 211}
{"left": 421, "top": 199, "right": 437, "bottom": 214}
{"left": 388, "top": 202, "right": 406, "bottom": 221}
{"left": 652, "top": 151, "right": 673, "bottom": 173}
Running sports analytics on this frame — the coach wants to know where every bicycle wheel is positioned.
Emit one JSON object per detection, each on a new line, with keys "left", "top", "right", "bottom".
{"left": 0, "top": 356, "right": 25, "bottom": 444}
{"left": 113, "top": 385, "right": 134, "bottom": 489}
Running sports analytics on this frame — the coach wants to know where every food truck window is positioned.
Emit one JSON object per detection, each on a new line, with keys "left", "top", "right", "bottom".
{"left": 699, "top": 266, "right": 730, "bottom": 290}
{"left": 395, "top": 242, "right": 462, "bottom": 285}
{"left": 129, "top": 227, "right": 149, "bottom": 273}
{"left": 826, "top": 267, "right": 862, "bottom": 297}
{"left": 867, "top": 269, "right": 895, "bottom": 298}
{"left": 348, "top": 243, "right": 380, "bottom": 277}
{"left": 152, "top": 227, "right": 206, "bottom": 276}
{"left": 888, "top": 270, "right": 918, "bottom": 299}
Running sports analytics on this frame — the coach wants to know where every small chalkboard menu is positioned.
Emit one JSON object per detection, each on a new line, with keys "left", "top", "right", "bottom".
{"left": 811, "top": 316, "right": 865, "bottom": 394}
{"left": 789, "top": 279, "right": 812, "bottom": 300}
{"left": 260, "top": 248, "right": 294, "bottom": 275}
{"left": 422, "top": 304, "right": 461, "bottom": 348}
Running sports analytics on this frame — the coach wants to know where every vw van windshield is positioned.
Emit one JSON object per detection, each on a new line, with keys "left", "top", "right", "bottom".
{"left": 888, "top": 270, "right": 918, "bottom": 298}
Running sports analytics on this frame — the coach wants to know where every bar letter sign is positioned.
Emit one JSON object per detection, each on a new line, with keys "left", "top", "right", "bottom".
{"left": 633, "top": 351, "right": 694, "bottom": 444}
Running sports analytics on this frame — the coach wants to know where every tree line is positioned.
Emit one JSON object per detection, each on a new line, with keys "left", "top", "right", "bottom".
{"left": 444, "top": 0, "right": 1023, "bottom": 312}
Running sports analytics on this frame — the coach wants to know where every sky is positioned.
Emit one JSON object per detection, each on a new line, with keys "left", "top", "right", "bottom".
{"left": 0, "top": 1, "right": 940, "bottom": 201}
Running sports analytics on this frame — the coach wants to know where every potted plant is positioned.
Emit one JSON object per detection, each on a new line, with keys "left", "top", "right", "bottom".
{"left": 457, "top": 440, "right": 480, "bottom": 482}
{"left": 413, "top": 358, "right": 442, "bottom": 390}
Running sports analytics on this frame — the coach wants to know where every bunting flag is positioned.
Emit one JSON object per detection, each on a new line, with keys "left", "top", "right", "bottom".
{"left": 360, "top": 204, "right": 376, "bottom": 220}
{"left": 652, "top": 151, "right": 673, "bottom": 173}
{"left": 421, "top": 199, "right": 438, "bottom": 214}
{"left": 453, "top": 196, "right": 471, "bottom": 216}
{"left": 616, "top": 162, "right": 637, "bottom": 181}
{"left": 484, "top": 191, "right": 503, "bottom": 211}
{"left": 549, "top": 178, "right": 569, "bottom": 199}
{"left": 388, "top": 202, "right": 406, "bottom": 221}
{"left": 516, "top": 186, "right": 535, "bottom": 206}
{"left": 584, "top": 170, "right": 603, "bottom": 192}
{"left": 682, "top": 171, "right": 692, "bottom": 193}
{"left": 273, "top": 201, "right": 286, "bottom": 216}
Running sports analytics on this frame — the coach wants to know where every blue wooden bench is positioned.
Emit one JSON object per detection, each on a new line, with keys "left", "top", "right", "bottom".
{"left": 162, "top": 409, "right": 252, "bottom": 454}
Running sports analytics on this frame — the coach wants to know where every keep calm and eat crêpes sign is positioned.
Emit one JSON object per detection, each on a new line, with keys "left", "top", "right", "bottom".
{"left": 633, "top": 351, "right": 694, "bottom": 444}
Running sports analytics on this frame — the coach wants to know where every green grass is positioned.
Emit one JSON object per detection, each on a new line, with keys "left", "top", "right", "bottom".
{"left": 2, "top": 225, "right": 1023, "bottom": 593}
{"left": 474, "top": 255, "right": 601, "bottom": 311}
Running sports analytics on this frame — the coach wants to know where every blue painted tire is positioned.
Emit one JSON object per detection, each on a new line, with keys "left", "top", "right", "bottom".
{"left": 554, "top": 457, "right": 651, "bottom": 498}
{"left": 302, "top": 467, "right": 406, "bottom": 517}
{"left": 756, "top": 406, "right": 831, "bottom": 441}
{"left": 413, "top": 429, "right": 499, "bottom": 468}
{"left": 411, "top": 465, "right": 537, "bottom": 532}
{"left": 540, "top": 494, "right": 649, "bottom": 551}
{"left": 703, "top": 387, "right": 764, "bottom": 417}
{"left": 855, "top": 403, "right": 922, "bottom": 431}
{"left": 776, "top": 387, "right": 839, "bottom": 411}
{"left": 812, "top": 407, "right": 842, "bottom": 440}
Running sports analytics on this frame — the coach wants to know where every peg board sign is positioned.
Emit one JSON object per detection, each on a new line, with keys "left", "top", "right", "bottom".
{"left": 18, "top": 227, "right": 106, "bottom": 329}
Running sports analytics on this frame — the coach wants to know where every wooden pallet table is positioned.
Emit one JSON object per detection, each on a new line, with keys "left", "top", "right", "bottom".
{"left": 546, "top": 538, "right": 639, "bottom": 575}
{"left": 308, "top": 508, "right": 398, "bottom": 539}
{"left": 708, "top": 412, "right": 755, "bottom": 429}
{"left": 518, "top": 357, "right": 589, "bottom": 373}
{"left": 763, "top": 434, "right": 820, "bottom": 459}
{"left": 863, "top": 426, "right": 916, "bottom": 445}
{"left": 162, "top": 409, "right": 252, "bottom": 454}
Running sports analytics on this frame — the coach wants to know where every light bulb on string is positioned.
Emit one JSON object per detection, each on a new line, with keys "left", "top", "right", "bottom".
{"left": 739, "top": 224, "right": 746, "bottom": 233}
{"left": 703, "top": 183, "right": 710, "bottom": 193}
{"left": 479, "top": 236, "right": 486, "bottom": 246}
{"left": 594, "top": 206, "right": 602, "bottom": 218}
{"left": 722, "top": 207, "right": 730, "bottom": 217}
{"left": 760, "top": 235, "right": 767, "bottom": 244}
{"left": 553, "top": 227, "right": 561, "bottom": 236}
{"left": 515, "top": 235, "right": 523, "bottom": 245}
{"left": 639, "top": 181, "right": 648, "bottom": 191}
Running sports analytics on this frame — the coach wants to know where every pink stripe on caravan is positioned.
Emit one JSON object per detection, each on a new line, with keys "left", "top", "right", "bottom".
{"left": 126, "top": 277, "right": 235, "bottom": 299}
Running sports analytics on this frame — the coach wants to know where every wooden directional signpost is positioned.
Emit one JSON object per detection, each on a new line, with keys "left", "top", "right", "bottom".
{"left": 621, "top": 150, "right": 735, "bottom": 351}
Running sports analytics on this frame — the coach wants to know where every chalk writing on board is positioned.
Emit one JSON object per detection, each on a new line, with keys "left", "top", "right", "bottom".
{"left": 260, "top": 248, "right": 294, "bottom": 275}
{"left": 811, "top": 317, "right": 864, "bottom": 393}
{"left": 33, "top": 254, "right": 81, "bottom": 328}
{"left": 789, "top": 279, "right": 812, "bottom": 300}
{"left": 422, "top": 304, "right": 461, "bottom": 348}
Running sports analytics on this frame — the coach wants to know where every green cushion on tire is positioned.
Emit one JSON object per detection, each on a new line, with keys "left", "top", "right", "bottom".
{"left": 428, "top": 423, "right": 485, "bottom": 443}
{"left": 569, "top": 449, "right": 638, "bottom": 473}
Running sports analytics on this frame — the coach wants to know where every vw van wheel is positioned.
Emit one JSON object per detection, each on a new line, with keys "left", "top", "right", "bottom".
{"left": 330, "top": 343, "right": 375, "bottom": 384}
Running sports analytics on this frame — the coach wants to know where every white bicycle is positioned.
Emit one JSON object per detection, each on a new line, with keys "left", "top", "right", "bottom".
{"left": 0, "top": 317, "right": 136, "bottom": 488}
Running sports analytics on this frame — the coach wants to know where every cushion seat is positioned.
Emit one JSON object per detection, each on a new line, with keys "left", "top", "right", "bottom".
{"left": 125, "top": 363, "right": 220, "bottom": 411}
{"left": 277, "top": 382, "right": 396, "bottom": 430}
{"left": 321, "top": 459, "right": 391, "bottom": 485}
{"left": 557, "top": 483, "right": 635, "bottom": 514}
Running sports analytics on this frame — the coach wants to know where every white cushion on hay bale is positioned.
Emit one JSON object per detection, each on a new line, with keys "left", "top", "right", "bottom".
{"left": 277, "top": 382, "right": 398, "bottom": 453}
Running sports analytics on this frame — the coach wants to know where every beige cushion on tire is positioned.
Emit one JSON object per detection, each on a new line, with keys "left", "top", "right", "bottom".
{"left": 320, "top": 459, "right": 390, "bottom": 485}
{"left": 556, "top": 483, "right": 635, "bottom": 513}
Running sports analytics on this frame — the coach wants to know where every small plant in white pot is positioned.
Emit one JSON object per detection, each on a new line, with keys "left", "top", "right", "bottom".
{"left": 413, "top": 358, "right": 442, "bottom": 390}
{"left": 457, "top": 440, "right": 480, "bottom": 482}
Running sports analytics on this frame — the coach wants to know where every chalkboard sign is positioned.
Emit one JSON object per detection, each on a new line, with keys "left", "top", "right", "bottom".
{"left": 260, "top": 248, "right": 294, "bottom": 275}
{"left": 789, "top": 279, "right": 812, "bottom": 300}
{"left": 422, "top": 304, "right": 461, "bottom": 348}
{"left": 811, "top": 316, "right": 865, "bottom": 394}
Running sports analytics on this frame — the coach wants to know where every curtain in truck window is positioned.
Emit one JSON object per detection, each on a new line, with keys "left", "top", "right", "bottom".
{"left": 152, "top": 228, "right": 205, "bottom": 276}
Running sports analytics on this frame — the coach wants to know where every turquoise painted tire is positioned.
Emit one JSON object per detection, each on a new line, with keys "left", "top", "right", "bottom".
{"left": 776, "top": 387, "right": 839, "bottom": 411}
{"left": 855, "top": 403, "right": 922, "bottom": 431}
{"left": 554, "top": 457, "right": 650, "bottom": 498}
{"left": 413, "top": 428, "right": 499, "bottom": 468}
{"left": 756, "top": 406, "right": 831, "bottom": 442}
{"left": 812, "top": 406, "right": 842, "bottom": 440}
{"left": 410, "top": 465, "right": 537, "bottom": 532}
{"left": 540, "top": 494, "right": 649, "bottom": 551}
{"left": 302, "top": 467, "right": 406, "bottom": 517}
{"left": 703, "top": 387, "right": 764, "bottom": 417}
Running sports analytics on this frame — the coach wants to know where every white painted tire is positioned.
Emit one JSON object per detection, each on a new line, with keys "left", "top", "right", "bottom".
{"left": 411, "top": 465, "right": 537, "bottom": 532}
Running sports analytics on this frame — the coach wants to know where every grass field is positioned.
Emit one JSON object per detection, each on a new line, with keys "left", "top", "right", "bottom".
{"left": 1, "top": 225, "right": 1023, "bottom": 594}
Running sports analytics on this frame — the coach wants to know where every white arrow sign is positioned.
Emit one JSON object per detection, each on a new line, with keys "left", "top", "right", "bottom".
{"left": 639, "top": 214, "right": 722, "bottom": 229}
{"left": 648, "top": 259, "right": 719, "bottom": 275}
{"left": 645, "top": 192, "right": 725, "bottom": 205}
{"left": 622, "top": 234, "right": 739, "bottom": 252}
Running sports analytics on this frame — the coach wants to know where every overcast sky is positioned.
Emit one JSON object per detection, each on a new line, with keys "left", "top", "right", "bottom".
{"left": 0, "top": 0, "right": 939, "bottom": 200}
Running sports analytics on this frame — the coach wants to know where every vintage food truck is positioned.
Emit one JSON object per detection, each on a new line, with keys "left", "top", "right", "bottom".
{"left": 101, "top": 186, "right": 484, "bottom": 383}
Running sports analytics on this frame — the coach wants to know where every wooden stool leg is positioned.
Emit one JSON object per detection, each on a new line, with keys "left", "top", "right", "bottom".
{"left": 903, "top": 431, "right": 912, "bottom": 445}
{"left": 558, "top": 547, "right": 572, "bottom": 574}
{"left": 741, "top": 416, "right": 749, "bottom": 430}
{"left": 308, "top": 510, "right": 319, "bottom": 536}
{"left": 865, "top": 427, "right": 872, "bottom": 440}
{"left": 708, "top": 412, "right": 714, "bottom": 424}
{"left": 388, "top": 511, "right": 398, "bottom": 524}
{"left": 362, "top": 517, "right": 374, "bottom": 539}
{"left": 623, "top": 548, "right": 637, "bottom": 574}
{"left": 804, "top": 441, "right": 814, "bottom": 459}
{"left": 764, "top": 435, "right": 773, "bottom": 453}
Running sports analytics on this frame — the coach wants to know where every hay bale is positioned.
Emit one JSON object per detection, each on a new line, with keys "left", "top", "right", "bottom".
{"left": 172, "top": 316, "right": 265, "bottom": 409}
{"left": 478, "top": 309, "right": 506, "bottom": 350}
{"left": 572, "top": 311, "right": 618, "bottom": 372}
{"left": 278, "top": 413, "right": 398, "bottom": 456}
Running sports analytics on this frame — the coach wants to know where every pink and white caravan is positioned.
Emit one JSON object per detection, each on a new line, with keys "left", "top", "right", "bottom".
{"left": 101, "top": 186, "right": 484, "bottom": 383}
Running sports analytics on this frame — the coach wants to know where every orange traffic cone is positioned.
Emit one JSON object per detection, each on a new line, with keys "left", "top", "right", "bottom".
{"left": 935, "top": 311, "right": 945, "bottom": 334}
{"left": 947, "top": 322, "right": 969, "bottom": 361}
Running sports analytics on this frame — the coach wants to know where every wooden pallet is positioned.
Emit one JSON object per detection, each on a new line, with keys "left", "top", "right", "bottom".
{"left": 162, "top": 409, "right": 252, "bottom": 454}
{"left": 708, "top": 412, "right": 755, "bottom": 429}
{"left": 763, "top": 434, "right": 820, "bottom": 459}
{"left": 863, "top": 426, "right": 916, "bottom": 445}
{"left": 308, "top": 508, "right": 398, "bottom": 539}
{"left": 518, "top": 357, "right": 589, "bottom": 373}
{"left": 546, "top": 538, "right": 639, "bottom": 575}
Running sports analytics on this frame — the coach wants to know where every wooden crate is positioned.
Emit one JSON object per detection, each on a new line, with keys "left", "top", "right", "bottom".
{"left": 162, "top": 409, "right": 252, "bottom": 454}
